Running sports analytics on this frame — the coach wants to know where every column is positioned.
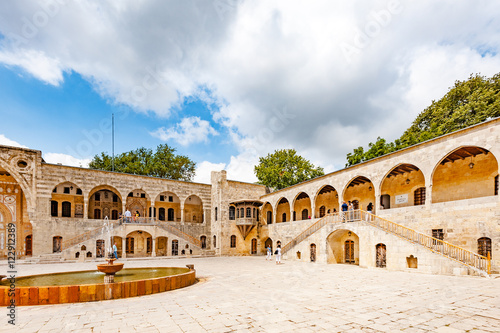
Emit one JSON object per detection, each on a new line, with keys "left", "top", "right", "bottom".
{"left": 122, "top": 237, "right": 126, "bottom": 259}
{"left": 151, "top": 237, "right": 156, "bottom": 257}
{"left": 150, "top": 202, "right": 155, "bottom": 223}
{"left": 83, "top": 197, "right": 88, "bottom": 219}
{"left": 180, "top": 202, "right": 185, "bottom": 223}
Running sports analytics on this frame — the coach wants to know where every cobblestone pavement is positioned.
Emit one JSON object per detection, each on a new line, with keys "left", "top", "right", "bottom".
{"left": 2, "top": 257, "right": 499, "bottom": 332}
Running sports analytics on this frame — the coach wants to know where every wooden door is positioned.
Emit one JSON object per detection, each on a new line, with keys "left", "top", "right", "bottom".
{"left": 345, "top": 240, "right": 354, "bottom": 264}
{"left": 126, "top": 237, "right": 134, "bottom": 254}
{"left": 251, "top": 238, "right": 257, "bottom": 254}
{"left": 376, "top": 244, "right": 386, "bottom": 268}
{"left": 25, "top": 235, "right": 32, "bottom": 256}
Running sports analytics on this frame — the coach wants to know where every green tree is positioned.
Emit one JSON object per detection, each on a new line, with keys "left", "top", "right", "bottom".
{"left": 89, "top": 144, "right": 196, "bottom": 181}
{"left": 346, "top": 72, "right": 500, "bottom": 166}
{"left": 254, "top": 149, "right": 324, "bottom": 190}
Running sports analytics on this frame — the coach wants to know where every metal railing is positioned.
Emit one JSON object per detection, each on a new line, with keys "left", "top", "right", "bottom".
{"left": 281, "top": 209, "right": 490, "bottom": 275}
{"left": 363, "top": 210, "right": 491, "bottom": 274}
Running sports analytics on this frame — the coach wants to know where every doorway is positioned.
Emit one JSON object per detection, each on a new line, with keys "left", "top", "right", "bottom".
{"left": 376, "top": 243, "right": 386, "bottom": 268}
{"left": 345, "top": 240, "right": 355, "bottom": 264}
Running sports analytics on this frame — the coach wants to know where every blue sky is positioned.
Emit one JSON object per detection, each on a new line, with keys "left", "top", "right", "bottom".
{"left": 1, "top": 1, "right": 499, "bottom": 183}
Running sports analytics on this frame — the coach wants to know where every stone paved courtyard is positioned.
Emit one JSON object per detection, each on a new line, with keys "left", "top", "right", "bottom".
{"left": 2, "top": 257, "right": 499, "bottom": 332}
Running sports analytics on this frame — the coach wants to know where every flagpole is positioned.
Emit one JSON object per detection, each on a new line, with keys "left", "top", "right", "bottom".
{"left": 112, "top": 113, "right": 115, "bottom": 172}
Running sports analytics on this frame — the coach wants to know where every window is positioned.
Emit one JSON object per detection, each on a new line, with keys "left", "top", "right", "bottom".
{"left": 169, "top": 196, "right": 173, "bottom": 202}
{"left": 94, "top": 209, "right": 101, "bottom": 219}
{"left": 159, "top": 208, "right": 166, "bottom": 221}
{"left": 432, "top": 229, "right": 444, "bottom": 245}
{"left": 267, "top": 211, "right": 272, "bottom": 224}
{"left": 319, "top": 206, "right": 326, "bottom": 218}
{"left": 495, "top": 175, "right": 499, "bottom": 196}
{"left": 215, "top": 207, "right": 218, "bottom": 221}
{"left": 52, "top": 187, "right": 57, "bottom": 193}
{"left": 282, "top": 213, "right": 287, "bottom": 222}
{"left": 168, "top": 208, "right": 174, "bottom": 221}
{"left": 95, "top": 193, "right": 100, "bottom": 201}
{"left": 302, "top": 209, "right": 308, "bottom": 220}
{"left": 213, "top": 235, "right": 217, "bottom": 248}
{"left": 253, "top": 208, "right": 256, "bottom": 218}
{"left": 141, "top": 193, "right": 146, "bottom": 198}
{"left": 128, "top": 192, "right": 133, "bottom": 197}
{"left": 160, "top": 195, "right": 165, "bottom": 202}
{"left": 61, "top": 201, "right": 71, "bottom": 217}
{"left": 147, "top": 237, "right": 152, "bottom": 253}
{"left": 112, "top": 210, "right": 118, "bottom": 220}
{"left": 246, "top": 207, "right": 251, "bottom": 218}
{"left": 256, "top": 210, "right": 259, "bottom": 221}
{"left": 236, "top": 207, "right": 239, "bottom": 218}
{"left": 63, "top": 187, "right": 70, "bottom": 194}
{"left": 76, "top": 188, "right": 82, "bottom": 195}
{"left": 172, "top": 240, "right": 178, "bottom": 255}
{"left": 200, "top": 236, "right": 207, "bottom": 249}
{"left": 414, "top": 187, "right": 426, "bottom": 205}
{"left": 478, "top": 237, "right": 492, "bottom": 258}
{"left": 51, "top": 201, "right": 58, "bottom": 217}
{"left": 113, "top": 194, "right": 118, "bottom": 202}
{"left": 230, "top": 235, "right": 236, "bottom": 248}
{"left": 293, "top": 211, "right": 296, "bottom": 221}
{"left": 229, "top": 206, "right": 235, "bottom": 220}
{"left": 240, "top": 208, "right": 244, "bottom": 217}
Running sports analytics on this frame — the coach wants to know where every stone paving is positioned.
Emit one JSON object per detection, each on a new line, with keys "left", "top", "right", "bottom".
{"left": 1, "top": 257, "right": 499, "bottom": 332}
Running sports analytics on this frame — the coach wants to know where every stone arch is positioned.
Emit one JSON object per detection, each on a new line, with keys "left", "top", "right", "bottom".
{"left": 292, "top": 192, "right": 312, "bottom": 221}
{"left": 88, "top": 185, "right": 123, "bottom": 220}
{"left": 262, "top": 202, "right": 273, "bottom": 224}
{"left": 51, "top": 181, "right": 84, "bottom": 218}
{"left": 431, "top": 146, "right": 498, "bottom": 203}
{"left": 380, "top": 163, "right": 426, "bottom": 209}
{"left": 184, "top": 194, "right": 203, "bottom": 222}
{"left": 326, "top": 229, "right": 359, "bottom": 265}
{"left": 125, "top": 230, "right": 153, "bottom": 257}
{"left": 314, "top": 185, "right": 339, "bottom": 217}
{"left": 275, "top": 197, "right": 290, "bottom": 223}
{"left": 155, "top": 191, "right": 181, "bottom": 222}
{"left": 342, "top": 176, "right": 375, "bottom": 212}
{"left": 0, "top": 159, "right": 34, "bottom": 212}
{"left": 126, "top": 189, "right": 150, "bottom": 218}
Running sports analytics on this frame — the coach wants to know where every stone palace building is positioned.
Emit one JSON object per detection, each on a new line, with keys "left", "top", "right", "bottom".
{"left": 1, "top": 118, "right": 499, "bottom": 276}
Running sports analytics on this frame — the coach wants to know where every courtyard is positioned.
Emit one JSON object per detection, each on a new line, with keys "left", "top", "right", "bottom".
{"left": 2, "top": 257, "right": 499, "bottom": 332}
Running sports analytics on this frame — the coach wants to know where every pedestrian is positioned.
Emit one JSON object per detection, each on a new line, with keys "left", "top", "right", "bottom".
{"left": 341, "top": 201, "right": 348, "bottom": 222}
{"left": 113, "top": 242, "right": 118, "bottom": 259}
{"left": 367, "top": 202, "right": 373, "bottom": 221}
{"left": 124, "top": 209, "right": 132, "bottom": 223}
{"left": 275, "top": 245, "right": 281, "bottom": 264}
{"left": 134, "top": 211, "right": 140, "bottom": 222}
{"left": 266, "top": 245, "right": 272, "bottom": 260}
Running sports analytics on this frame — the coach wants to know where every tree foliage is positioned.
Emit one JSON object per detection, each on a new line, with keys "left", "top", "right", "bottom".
{"left": 254, "top": 149, "right": 324, "bottom": 190}
{"left": 89, "top": 144, "right": 196, "bottom": 181}
{"left": 346, "top": 73, "right": 500, "bottom": 166}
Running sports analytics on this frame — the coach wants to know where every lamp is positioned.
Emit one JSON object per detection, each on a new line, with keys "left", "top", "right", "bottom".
{"left": 368, "top": 186, "right": 372, "bottom": 191}
{"left": 348, "top": 231, "right": 352, "bottom": 237}
{"left": 469, "top": 156, "right": 474, "bottom": 169}
{"left": 406, "top": 179, "right": 410, "bottom": 185}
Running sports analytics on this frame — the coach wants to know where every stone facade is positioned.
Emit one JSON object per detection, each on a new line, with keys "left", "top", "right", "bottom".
{"left": 1, "top": 118, "right": 499, "bottom": 275}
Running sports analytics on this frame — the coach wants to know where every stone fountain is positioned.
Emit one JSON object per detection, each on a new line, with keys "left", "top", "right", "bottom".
{"left": 97, "top": 217, "right": 124, "bottom": 283}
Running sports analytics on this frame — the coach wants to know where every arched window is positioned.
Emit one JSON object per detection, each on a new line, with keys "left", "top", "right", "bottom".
{"left": 302, "top": 209, "right": 308, "bottom": 220}
{"left": 94, "top": 209, "right": 101, "bottom": 219}
{"left": 51, "top": 201, "right": 58, "bottom": 217}
{"left": 157, "top": 208, "right": 165, "bottom": 221}
{"left": 478, "top": 237, "right": 492, "bottom": 258}
{"left": 282, "top": 213, "right": 287, "bottom": 222}
{"left": 213, "top": 235, "right": 217, "bottom": 248}
{"left": 246, "top": 207, "right": 251, "bottom": 217}
{"left": 267, "top": 211, "right": 272, "bottom": 224}
{"left": 200, "top": 236, "right": 207, "bottom": 249}
{"left": 414, "top": 187, "right": 426, "bottom": 206}
{"left": 229, "top": 206, "right": 235, "bottom": 220}
{"left": 215, "top": 207, "right": 218, "bottom": 221}
{"left": 319, "top": 206, "right": 326, "bottom": 218}
{"left": 167, "top": 208, "right": 174, "bottom": 221}
{"left": 61, "top": 201, "right": 71, "bottom": 217}
{"left": 230, "top": 235, "right": 236, "bottom": 248}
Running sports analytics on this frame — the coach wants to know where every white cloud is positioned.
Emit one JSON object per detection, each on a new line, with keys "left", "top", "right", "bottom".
{"left": 43, "top": 153, "right": 91, "bottom": 168}
{"left": 194, "top": 161, "right": 226, "bottom": 184}
{"left": 0, "top": 134, "right": 27, "bottom": 148}
{"left": 151, "top": 116, "right": 218, "bottom": 146}
{"left": 1, "top": 0, "right": 500, "bottom": 175}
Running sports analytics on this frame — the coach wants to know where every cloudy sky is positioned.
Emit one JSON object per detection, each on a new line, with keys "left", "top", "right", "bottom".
{"left": 0, "top": 0, "right": 499, "bottom": 183}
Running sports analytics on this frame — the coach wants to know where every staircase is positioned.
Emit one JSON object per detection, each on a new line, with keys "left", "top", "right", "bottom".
{"left": 61, "top": 221, "right": 121, "bottom": 251}
{"left": 281, "top": 210, "right": 491, "bottom": 275}
{"left": 155, "top": 223, "right": 202, "bottom": 248}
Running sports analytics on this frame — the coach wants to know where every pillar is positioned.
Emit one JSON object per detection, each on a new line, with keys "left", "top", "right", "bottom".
{"left": 121, "top": 237, "right": 126, "bottom": 259}
{"left": 151, "top": 237, "right": 156, "bottom": 257}
{"left": 180, "top": 202, "right": 185, "bottom": 223}
{"left": 150, "top": 202, "right": 155, "bottom": 223}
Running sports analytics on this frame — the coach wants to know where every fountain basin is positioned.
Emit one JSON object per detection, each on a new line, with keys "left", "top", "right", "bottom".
{"left": 0, "top": 266, "right": 195, "bottom": 306}
{"left": 96, "top": 263, "right": 124, "bottom": 275}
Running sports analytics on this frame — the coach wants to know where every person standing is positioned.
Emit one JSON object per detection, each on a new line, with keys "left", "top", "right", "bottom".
{"left": 341, "top": 201, "right": 348, "bottom": 222}
{"left": 266, "top": 245, "right": 272, "bottom": 260}
{"left": 113, "top": 242, "right": 118, "bottom": 259}
{"left": 275, "top": 246, "right": 281, "bottom": 264}
{"left": 124, "top": 209, "right": 132, "bottom": 223}
{"left": 367, "top": 202, "right": 373, "bottom": 221}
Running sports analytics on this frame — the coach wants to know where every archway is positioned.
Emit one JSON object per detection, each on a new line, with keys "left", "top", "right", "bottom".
{"left": 51, "top": 182, "right": 84, "bottom": 218}
{"left": 125, "top": 230, "right": 152, "bottom": 257}
{"left": 432, "top": 146, "right": 498, "bottom": 203}
{"left": 156, "top": 191, "right": 181, "bottom": 222}
{"left": 200, "top": 235, "right": 207, "bottom": 249}
{"left": 343, "top": 176, "right": 375, "bottom": 212}
{"left": 25, "top": 235, "right": 32, "bottom": 256}
{"left": 262, "top": 202, "right": 273, "bottom": 224}
{"left": 315, "top": 185, "right": 339, "bottom": 217}
{"left": 184, "top": 195, "right": 203, "bottom": 222}
{"left": 276, "top": 197, "right": 290, "bottom": 223}
{"left": 376, "top": 243, "right": 386, "bottom": 268}
{"left": 293, "top": 192, "right": 311, "bottom": 221}
{"left": 381, "top": 164, "right": 425, "bottom": 209}
{"left": 88, "top": 185, "right": 122, "bottom": 220}
{"left": 156, "top": 236, "right": 168, "bottom": 256}
{"left": 264, "top": 237, "right": 273, "bottom": 253}
{"left": 326, "top": 229, "right": 359, "bottom": 264}
{"left": 126, "top": 189, "right": 149, "bottom": 220}
{"left": 96, "top": 239, "right": 105, "bottom": 258}
{"left": 310, "top": 243, "right": 316, "bottom": 262}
